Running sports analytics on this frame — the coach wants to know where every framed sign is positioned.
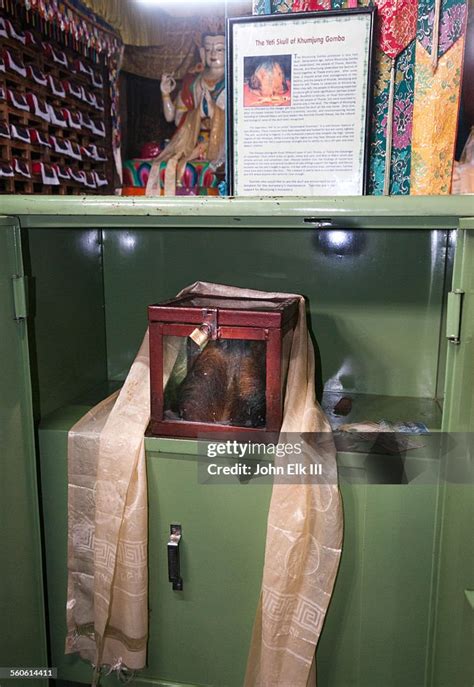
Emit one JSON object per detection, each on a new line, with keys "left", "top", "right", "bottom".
{"left": 227, "top": 8, "right": 375, "bottom": 196}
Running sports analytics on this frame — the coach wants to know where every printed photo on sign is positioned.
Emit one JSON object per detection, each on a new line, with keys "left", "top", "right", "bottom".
{"left": 243, "top": 55, "right": 292, "bottom": 108}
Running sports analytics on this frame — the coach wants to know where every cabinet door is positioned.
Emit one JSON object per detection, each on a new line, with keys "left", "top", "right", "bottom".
{"left": 442, "top": 224, "right": 474, "bottom": 432}
{"left": 436, "top": 222, "right": 474, "bottom": 686}
{"left": 0, "top": 218, "right": 48, "bottom": 684}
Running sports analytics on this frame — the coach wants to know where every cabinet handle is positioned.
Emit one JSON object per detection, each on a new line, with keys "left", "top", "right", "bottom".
{"left": 167, "top": 524, "right": 183, "bottom": 591}
{"left": 446, "top": 290, "right": 464, "bottom": 344}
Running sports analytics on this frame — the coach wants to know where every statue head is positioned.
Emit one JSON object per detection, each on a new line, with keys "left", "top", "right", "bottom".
{"left": 200, "top": 33, "right": 225, "bottom": 75}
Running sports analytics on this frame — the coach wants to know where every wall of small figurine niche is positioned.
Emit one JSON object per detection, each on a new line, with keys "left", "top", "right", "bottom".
{"left": 0, "top": 4, "right": 114, "bottom": 194}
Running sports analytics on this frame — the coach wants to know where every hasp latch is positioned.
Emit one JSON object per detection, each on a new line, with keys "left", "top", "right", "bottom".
{"left": 189, "top": 308, "right": 218, "bottom": 347}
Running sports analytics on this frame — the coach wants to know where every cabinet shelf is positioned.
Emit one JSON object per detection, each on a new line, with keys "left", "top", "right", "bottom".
{"left": 322, "top": 390, "right": 442, "bottom": 431}
{"left": 38, "top": 388, "right": 444, "bottom": 490}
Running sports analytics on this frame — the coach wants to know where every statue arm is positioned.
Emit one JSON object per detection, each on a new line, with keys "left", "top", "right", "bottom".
{"left": 161, "top": 73, "right": 190, "bottom": 127}
{"left": 161, "top": 74, "right": 179, "bottom": 123}
{"left": 162, "top": 93, "right": 175, "bottom": 123}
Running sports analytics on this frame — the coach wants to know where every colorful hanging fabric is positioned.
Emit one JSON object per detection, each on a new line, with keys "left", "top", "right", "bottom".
{"left": 369, "top": 41, "right": 415, "bottom": 194}
{"left": 372, "top": 0, "right": 417, "bottom": 194}
{"left": 418, "top": 0, "right": 468, "bottom": 69}
{"left": 389, "top": 42, "right": 416, "bottom": 194}
{"left": 253, "top": 0, "right": 272, "bottom": 11}
{"left": 252, "top": 0, "right": 271, "bottom": 12}
{"left": 410, "top": 35, "right": 464, "bottom": 194}
{"left": 271, "top": 0, "right": 298, "bottom": 10}
{"left": 253, "top": 0, "right": 365, "bottom": 15}
{"left": 410, "top": 0, "right": 467, "bottom": 194}
{"left": 418, "top": 0, "right": 467, "bottom": 56}
{"left": 291, "top": 0, "right": 332, "bottom": 9}
{"left": 369, "top": 49, "right": 393, "bottom": 194}
{"left": 253, "top": 0, "right": 332, "bottom": 11}
{"left": 375, "top": 0, "right": 418, "bottom": 58}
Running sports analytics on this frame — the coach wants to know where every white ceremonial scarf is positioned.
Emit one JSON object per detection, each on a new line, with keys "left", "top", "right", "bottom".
{"left": 66, "top": 282, "right": 343, "bottom": 686}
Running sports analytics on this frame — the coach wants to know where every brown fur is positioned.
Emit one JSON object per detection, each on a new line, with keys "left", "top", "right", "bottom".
{"left": 177, "top": 340, "right": 266, "bottom": 427}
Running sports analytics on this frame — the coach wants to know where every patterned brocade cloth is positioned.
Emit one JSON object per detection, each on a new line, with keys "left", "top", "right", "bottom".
{"left": 410, "top": 1, "right": 467, "bottom": 194}
{"left": 369, "top": 43, "right": 416, "bottom": 195}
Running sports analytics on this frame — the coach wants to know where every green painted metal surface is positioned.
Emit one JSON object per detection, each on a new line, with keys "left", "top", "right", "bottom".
{"left": 2, "top": 195, "right": 474, "bottom": 229}
{"left": 442, "top": 228, "right": 474, "bottom": 432}
{"left": 317, "top": 485, "right": 440, "bottom": 687}
{"left": 26, "top": 229, "right": 108, "bottom": 418}
{"left": 0, "top": 219, "right": 48, "bottom": 686}
{"left": 103, "top": 228, "right": 447, "bottom": 401}
{"left": 144, "top": 451, "right": 269, "bottom": 686}
{"left": 430, "top": 220, "right": 474, "bottom": 687}
{"left": 429, "top": 485, "right": 474, "bottom": 687}
{"left": 40, "top": 406, "right": 445, "bottom": 687}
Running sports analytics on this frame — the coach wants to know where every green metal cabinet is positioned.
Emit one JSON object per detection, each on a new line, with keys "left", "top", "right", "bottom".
{"left": 0, "top": 196, "right": 473, "bottom": 687}
{"left": 0, "top": 218, "right": 48, "bottom": 687}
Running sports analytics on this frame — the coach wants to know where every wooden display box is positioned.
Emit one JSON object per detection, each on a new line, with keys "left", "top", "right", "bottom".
{"left": 148, "top": 293, "right": 299, "bottom": 438}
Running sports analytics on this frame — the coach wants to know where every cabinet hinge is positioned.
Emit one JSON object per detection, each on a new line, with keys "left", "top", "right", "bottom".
{"left": 12, "top": 275, "right": 28, "bottom": 320}
{"left": 446, "top": 289, "right": 464, "bottom": 344}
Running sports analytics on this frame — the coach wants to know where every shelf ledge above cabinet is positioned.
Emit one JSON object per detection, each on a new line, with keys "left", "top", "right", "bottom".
{"left": 1, "top": 195, "right": 473, "bottom": 230}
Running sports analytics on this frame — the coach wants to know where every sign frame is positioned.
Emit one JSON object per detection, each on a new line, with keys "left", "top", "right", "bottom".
{"left": 226, "top": 8, "right": 375, "bottom": 197}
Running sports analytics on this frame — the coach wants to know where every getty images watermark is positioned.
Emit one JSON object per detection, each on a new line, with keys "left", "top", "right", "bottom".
{"left": 198, "top": 438, "right": 329, "bottom": 484}
{"left": 196, "top": 432, "right": 474, "bottom": 485}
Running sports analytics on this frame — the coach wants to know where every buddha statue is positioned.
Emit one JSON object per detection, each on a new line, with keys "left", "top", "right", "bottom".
{"left": 146, "top": 33, "right": 226, "bottom": 196}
